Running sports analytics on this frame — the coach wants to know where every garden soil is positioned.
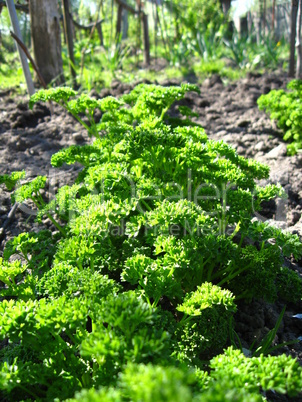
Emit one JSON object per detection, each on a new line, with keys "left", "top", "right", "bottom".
{"left": 1, "top": 71, "right": 302, "bottom": 401}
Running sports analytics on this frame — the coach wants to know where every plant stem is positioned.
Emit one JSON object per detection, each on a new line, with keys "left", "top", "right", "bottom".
{"left": 217, "top": 262, "right": 252, "bottom": 287}
{"left": 45, "top": 212, "right": 66, "bottom": 237}
{"left": 17, "top": 383, "right": 43, "bottom": 399}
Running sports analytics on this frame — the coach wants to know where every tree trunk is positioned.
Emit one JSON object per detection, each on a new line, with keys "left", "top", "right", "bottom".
{"left": 29, "top": 0, "right": 64, "bottom": 85}
{"left": 296, "top": 0, "right": 302, "bottom": 77}
{"left": 289, "top": 0, "right": 299, "bottom": 77}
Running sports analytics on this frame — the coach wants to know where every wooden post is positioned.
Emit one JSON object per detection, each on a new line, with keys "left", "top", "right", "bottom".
{"left": 247, "top": 11, "right": 252, "bottom": 37}
{"left": 272, "top": 0, "right": 276, "bottom": 31}
{"left": 136, "top": 3, "right": 142, "bottom": 65}
{"left": 122, "top": 8, "right": 128, "bottom": 39}
{"left": 62, "top": 0, "right": 77, "bottom": 87}
{"left": 296, "top": 0, "right": 302, "bottom": 77}
{"left": 142, "top": 13, "right": 150, "bottom": 65}
{"left": 5, "top": 0, "right": 35, "bottom": 95}
{"left": 96, "top": 22, "right": 104, "bottom": 46}
{"left": 289, "top": 0, "right": 299, "bottom": 77}
{"left": 263, "top": 0, "right": 266, "bottom": 36}
{"left": 258, "top": 1, "right": 263, "bottom": 42}
{"left": 116, "top": 4, "right": 123, "bottom": 39}
{"left": 153, "top": 1, "right": 158, "bottom": 60}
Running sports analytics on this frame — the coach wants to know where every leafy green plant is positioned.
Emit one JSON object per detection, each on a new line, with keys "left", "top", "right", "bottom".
{"left": 11, "top": 175, "right": 66, "bottom": 237}
{"left": 196, "top": 28, "right": 224, "bottom": 62}
{"left": 0, "top": 171, "right": 25, "bottom": 191}
{"left": 257, "top": 35, "right": 280, "bottom": 69}
{"left": 80, "top": 291, "right": 173, "bottom": 386}
{"left": 223, "top": 30, "right": 251, "bottom": 68}
{"left": 0, "top": 258, "right": 26, "bottom": 286}
{"left": 0, "top": 296, "right": 90, "bottom": 400}
{"left": 176, "top": 283, "right": 236, "bottom": 362}
{"left": 58, "top": 351, "right": 302, "bottom": 401}
{"left": 1, "top": 83, "right": 302, "bottom": 401}
{"left": 210, "top": 347, "right": 302, "bottom": 397}
{"left": 258, "top": 79, "right": 302, "bottom": 155}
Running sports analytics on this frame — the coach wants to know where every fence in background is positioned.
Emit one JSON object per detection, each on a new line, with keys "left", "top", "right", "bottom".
{"left": 235, "top": 1, "right": 291, "bottom": 41}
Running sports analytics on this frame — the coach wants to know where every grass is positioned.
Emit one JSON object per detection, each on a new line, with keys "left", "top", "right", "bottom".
{"left": 62, "top": 53, "right": 259, "bottom": 92}
{"left": 0, "top": 54, "right": 28, "bottom": 92}
{"left": 192, "top": 59, "right": 246, "bottom": 81}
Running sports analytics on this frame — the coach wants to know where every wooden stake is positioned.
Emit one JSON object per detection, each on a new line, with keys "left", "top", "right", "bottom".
{"left": 116, "top": 4, "right": 123, "bottom": 39}
{"left": 296, "top": 0, "right": 302, "bottom": 78}
{"left": 62, "top": 0, "right": 77, "bottom": 87}
{"left": 263, "top": 0, "right": 266, "bottom": 35}
{"left": 289, "top": 0, "right": 299, "bottom": 77}
{"left": 142, "top": 13, "right": 150, "bottom": 65}
{"left": 272, "top": 0, "right": 276, "bottom": 31}
{"left": 5, "top": 0, "right": 34, "bottom": 95}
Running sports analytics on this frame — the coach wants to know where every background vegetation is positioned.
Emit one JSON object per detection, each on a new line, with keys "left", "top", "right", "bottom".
{"left": 0, "top": 0, "right": 290, "bottom": 91}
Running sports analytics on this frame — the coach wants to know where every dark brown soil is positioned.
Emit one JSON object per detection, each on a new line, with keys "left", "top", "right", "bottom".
{"left": 0, "top": 71, "right": 302, "bottom": 401}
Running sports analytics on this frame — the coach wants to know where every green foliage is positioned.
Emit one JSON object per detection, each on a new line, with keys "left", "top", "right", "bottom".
{"left": 223, "top": 244, "right": 283, "bottom": 302}
{"left": 3, "top": 230, "right": 58, "bottom": 268}
{"left": 0, "top": 258, "right": 27, "bottom": 289}
{"left": 1, "top": 230, "right": 60, "bottom": 300}
{"left": 29, "top": 87, "right": 77, "bottom": 107}
{"left": 0, "top": 171, "right": 25, "bottom": 191}
{"left": 166, "top": 0, "right": 225, "bottom": 40}
{"left": 246, "top": 220, "right": 302, "bottom": 261}
{"left": 80, "top": 292, "right": 172, "bottom": 386}
{"left": 258, "top": 79, "right": 302, "bottom": 154}
{"left": 176, "top": 283, "right": 236, "bottom": 360}
{"left": 122, "top": 253, "right": 183, "bottom": 306}
{"left": 8, "top": 175, "right": 66, "bottom": 236}
{"left": 101, "top": 37, "right": 132, "bottom": 76}
{"left": 65, "top": 362, "right": 264, "bottom": 402}
{"left": 0, "top": 296, "right": 90, "bottom": 400}
{"left": 223, "top": 30, "right": 282, "bottom": 70}
{"left": 210, "top": 347, "right": 302, "bottom": 397}
{"left": 13, "top": 176, "right": 47, "bottom": 204}
{"left": 1, "top": 83, "right": 302, "bottom": 401}
{"left": 177, "top": 283, "right": 236, "bottom": 315}
{"left": 65, "top": 387, "right": 122, "bottom": 402}
{"left": 51, "top": 145, "right": 103, "bottom": 168}
{"left": 0, "top": 0, "right": 290, "bottom": 92}
{"left": 223, "top": 31, "right": 251, "bottom": 68}
{"left": 119, "top": 363, "right": 196, "bottom": 402}
{"left": 37, "top": 264, "right": 120, "bottom": 300}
